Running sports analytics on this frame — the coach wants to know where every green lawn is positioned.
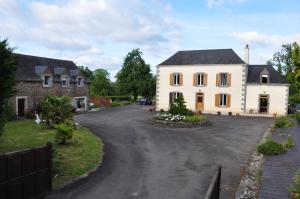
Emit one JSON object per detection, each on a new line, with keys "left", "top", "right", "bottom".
{"left": 0, "top": 120, "right": 103, "bottom": 189}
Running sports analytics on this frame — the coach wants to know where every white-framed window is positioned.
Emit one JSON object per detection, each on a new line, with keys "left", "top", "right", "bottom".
{"left": 220, "top": 73, "right": 227, "bottom": 86}
{"left": 77, "top": 76, "right": 84, "bottom": 87}
{"left": 169, "top": 92, "right": 182, "bottom": 103}
{"left": 220, "top": 93, "right": 227, "bottom": 107}
{"left": 197, "top": 73, "right": 204, "bottom": 86}
{"left": 61, "top": 76, "right": 69, "bottom": 87}
{"left": 261, "top": 74, "right": 269, "bottom": 84}
{"left": 43, "top": 75, "right": 52, "bottom": 87}
{"left": 173, "top": 73, "right": 180, "bottom": 85}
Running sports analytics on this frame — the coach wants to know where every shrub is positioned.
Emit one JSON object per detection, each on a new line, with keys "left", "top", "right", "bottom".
{"left": 289, "top": 170, "right": 300, "bottom": 197}
{"left": 169, "top": 96, "right": 193, "bottom": 116}
{"left": 183, "top": 115, "right": 207, "bottom": 122}
{"left": 122, "top": 101, "right": 132, "bottom": 105}
{"left": 110, "top": 102, "right": 123, "bottom": 107}
{"left": 289, "top": 94, "right": 300, "bottom": 105}
{"left": 274, "top": 116, "right": 293, "bottom": 128}
{"left": 110, "top": 96, "right": 131, "bottom": 102}
{"left": 295, "top": 112, "right": 300, "bottom": 125}
{"left": 3, "top": 102, "right": 15, "bottom": 121}
{"left": 282, "top": 134, "right": 295, "bottom": 150}
{"left": 54, "top": 123, "right": 74, "bottom": 144}
{"left": 257, "top": 138, "right": 285, "bottom": 155}
{"left": 39, "top": 96, "right": 74, "bottom": 127}
{"left": 24, "top": 109, "right": 35, "bottom": 119}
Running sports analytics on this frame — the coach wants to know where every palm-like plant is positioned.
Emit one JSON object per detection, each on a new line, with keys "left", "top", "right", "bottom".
{"left": 40, "top": 96, "right": 74, "bottom": 127}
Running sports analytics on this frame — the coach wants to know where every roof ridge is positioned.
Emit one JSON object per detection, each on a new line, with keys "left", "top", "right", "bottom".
{"left": 177, "top": 48, "right": 233, "bottom": 52}
{"left": 13, "top": 53, "right": 74, "bottom": 63}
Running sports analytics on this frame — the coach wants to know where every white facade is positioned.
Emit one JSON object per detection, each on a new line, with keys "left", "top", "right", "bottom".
{"left": 245, "top": 84, "right": 289, "bottom": 116}
{"left": 156, "top": 64, "right": 289, "bottom": 116}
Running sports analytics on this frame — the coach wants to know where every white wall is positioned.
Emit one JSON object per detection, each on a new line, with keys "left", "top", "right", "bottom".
{"left": 245, "top": 84, "right": 289, "bottom": 116}
{"left": 156, "top": 64, "right": 245, "bottom": 114}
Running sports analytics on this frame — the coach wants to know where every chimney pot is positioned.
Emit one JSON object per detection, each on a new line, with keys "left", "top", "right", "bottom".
{"left": 244, "top": 44, "right": 249, "bottom": 64}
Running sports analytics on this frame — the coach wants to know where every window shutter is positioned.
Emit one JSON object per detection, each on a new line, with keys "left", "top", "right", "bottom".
{"left": 204, "top": 73, "right": 207, "bottom": 86}
{"left": 216, "top": 73, "right": 220, "bottom": 87}
{"left": 169, "top": 92, "right": 173, "bottom": 104}
{"left": 215, "top": 94, "right": 220, "bottom": 107}
{"left": 170, "top": 74, "right": 173, "bottom": 86}
{"left": 227, "top": 73, "right": 231, "bottom": 87}
{"left": 227, "top": 94, "right": 231, "bottom": 108}
{"left": 179, "top": 73, "right": 183, "bottom": 86}
{"left": 193, "top": 74, "right": 197, "bottom": 86}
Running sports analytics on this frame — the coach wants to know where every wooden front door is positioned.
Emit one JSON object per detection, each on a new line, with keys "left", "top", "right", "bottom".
{"left": 196, "top": 93, "right": 204, "bottom": 110}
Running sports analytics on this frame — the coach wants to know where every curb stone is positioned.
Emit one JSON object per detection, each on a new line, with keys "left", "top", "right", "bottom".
{"left": 152, "top": 119, "right": 210, "bottom": 128}
{"left": 235, "top": 124, "right": 273, "bottom": 199}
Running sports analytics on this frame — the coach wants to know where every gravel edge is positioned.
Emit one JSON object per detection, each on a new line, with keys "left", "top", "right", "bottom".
{"left": 235, "top": 125, "right": 273, "bottom": 199}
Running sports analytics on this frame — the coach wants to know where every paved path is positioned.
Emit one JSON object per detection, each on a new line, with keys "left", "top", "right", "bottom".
{"left": 48, "top": 105, "right": 272, "bottom": 199}
{"left": 259, "top": 123, "right": 300, "bottom": 199}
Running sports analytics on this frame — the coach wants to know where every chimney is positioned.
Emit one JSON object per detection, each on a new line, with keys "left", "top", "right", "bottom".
{"left": 244, "top": 44, "right": 249, "bottom": 64}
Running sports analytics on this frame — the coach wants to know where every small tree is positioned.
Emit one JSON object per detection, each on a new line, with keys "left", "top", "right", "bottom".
{"left": 39, "top": 96, "right": 73, "bottom": 127}
{"left": 54, "top": 123, "right": 74, "bottom": 144}
{"left": 169, "top": 95, "right": 192, "bottom": 116}
{"left": 0, "top": 39, "right": 16, "bottom": 135}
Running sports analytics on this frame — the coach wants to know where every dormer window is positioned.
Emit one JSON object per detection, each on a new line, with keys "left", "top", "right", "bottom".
{"left": 61, "top": 76, "right": 69, "bottom": 87}
{"left": 261, "top": 74, "right": 269, "bottom": 84}
{"left": 43, "top": 75, "right": 52, "bottom": 87}
{"left": 77, "top": 76, "right": 84, "bottom": 87}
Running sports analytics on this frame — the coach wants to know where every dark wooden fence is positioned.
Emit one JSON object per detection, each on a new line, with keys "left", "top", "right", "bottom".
{"left": 204, "top": 166, "right": 222, "bottom": 199}
{"left": 0, "top": 145, "right": 52, "bottom": 199}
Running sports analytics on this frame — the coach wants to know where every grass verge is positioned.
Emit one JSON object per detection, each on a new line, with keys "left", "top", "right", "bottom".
{"left": 289, "top": 170, "right": 300, "bottom": 198}
{"left": 0, "top": 120, "right": 103, "bottom": 189}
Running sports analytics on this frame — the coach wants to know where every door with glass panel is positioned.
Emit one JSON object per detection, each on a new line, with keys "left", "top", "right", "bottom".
{"left": 196, "top": 93, "right": 204, "bottom": 111}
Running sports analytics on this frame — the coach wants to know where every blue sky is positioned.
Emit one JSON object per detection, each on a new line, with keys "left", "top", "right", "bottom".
{"left": 0, "top": 0, "right": 299, "bottom": 80}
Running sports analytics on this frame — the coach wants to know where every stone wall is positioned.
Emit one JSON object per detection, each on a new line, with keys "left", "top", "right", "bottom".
{"left": 9, "top": 81, "right": 90, "bottom": 112}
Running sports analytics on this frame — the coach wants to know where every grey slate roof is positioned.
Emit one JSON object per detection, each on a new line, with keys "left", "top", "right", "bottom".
{"left": 158, "top": 49, "right": 246, "bottom": 65}
{"left": 54, "top": 67, "right": 65, "bottom": 75}
{"left": 13, "top": 53, "right": 90, "bottom": 83}
{"left": 247, "top": 65, "right": 288, "bottom": 84}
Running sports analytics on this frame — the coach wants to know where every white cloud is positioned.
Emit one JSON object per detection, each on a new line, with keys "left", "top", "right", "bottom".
{"left": 228, "top": 31, "right": 300, "bottom": 46}
{"left": 206, "top": 0, "right": 247, "bottom": 8}
{"left": 0, "top": 0, "right": 181, "bottom": 72}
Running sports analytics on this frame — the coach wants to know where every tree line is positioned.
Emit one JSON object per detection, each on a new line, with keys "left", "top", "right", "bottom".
{"left": 268, "top": 42, "right": 300, "bottom": 103}
{"left": 79, "top": 49, "right": 156, "bottom": 101}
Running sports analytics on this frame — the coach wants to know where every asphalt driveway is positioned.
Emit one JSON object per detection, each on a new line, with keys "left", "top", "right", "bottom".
{"left": 48, "top": 105, "right": 273, "bottom": 199}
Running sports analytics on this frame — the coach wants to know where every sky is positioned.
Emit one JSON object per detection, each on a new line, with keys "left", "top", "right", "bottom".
{"left": 0, "top": 0, "right": 299, "bottom": 80}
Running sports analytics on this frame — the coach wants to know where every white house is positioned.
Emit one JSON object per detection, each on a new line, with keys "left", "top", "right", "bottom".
{"left": 156, "top": 45, "right": 289, "bottom": 116}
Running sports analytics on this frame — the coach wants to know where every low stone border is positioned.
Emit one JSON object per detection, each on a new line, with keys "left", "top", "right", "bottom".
{"left": 152, "top": 119, "right": 209, "bottom": 128}
{"left": 235, "top": 126, "right": 272, "bottom": 199}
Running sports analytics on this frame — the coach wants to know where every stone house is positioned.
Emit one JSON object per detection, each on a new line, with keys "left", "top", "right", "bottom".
{"left": 156, "top": 45, "right": 289, "bottom": 116}
{"left": 10, "top": 53, "right": 90, "bottom": 117}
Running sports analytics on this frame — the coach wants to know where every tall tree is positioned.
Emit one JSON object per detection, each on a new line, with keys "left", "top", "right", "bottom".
{"left": 116, "top": 49, "right": 154, "bottom": 101}
{"left": 291, "top": 43, "right": 300, "bottom": 89}
{"left": 139, "top": 75, "right": 156, "bottom": 100}
{"left": 78, "top": 66, "right": 94, "bottom": 81}
{"left": 91, "top": 69, "right": 112, "bottom": 96}
{"left": 269, "top": 42, "right": 300, "bottom": 95}
{"left": 0, "top": 39, "right": 16, "bottom": 134}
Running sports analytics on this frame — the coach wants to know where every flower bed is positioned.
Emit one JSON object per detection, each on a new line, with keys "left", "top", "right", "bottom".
{"left": 153, "top": 113, "right": 209, "bottom": 128}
